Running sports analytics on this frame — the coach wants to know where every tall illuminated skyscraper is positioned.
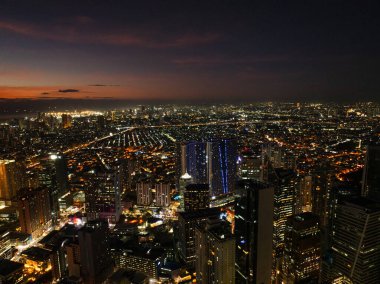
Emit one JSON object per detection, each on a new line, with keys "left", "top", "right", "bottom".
{"left": 85, "top": 164, "right": 122, "bottom": 224}
{"left": 282, "top": 212, "right": 320, "bottom": 284}
{"left": 325, "top": 198, "right": 380, "bottom": 284}
{"left": 269, "top": 167, "right": 297, "bottom": 257}
{"left": 178, "top": 141, "right": 207, "bottom": 184}
{"left": 207, "top": 139, "right": 237, "bottom": 197}
{"left": 18, "top": 187, "right": 52, "bottom": 239}
{"left": 0, "top": 160, "right": 26, "bottom": 204}
{"left": 178, "top": 139, "right": 237, "bottom": 198}
{"left": 235, "top": 180, "right": 274, "bottom": 284}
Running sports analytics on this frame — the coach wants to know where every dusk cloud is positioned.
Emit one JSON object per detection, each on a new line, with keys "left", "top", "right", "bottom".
{"left": 0, "top": 20, "right": 221, "bottom": 48}
{"left": 58, "top": 89, "right": 80, "bottom": 93}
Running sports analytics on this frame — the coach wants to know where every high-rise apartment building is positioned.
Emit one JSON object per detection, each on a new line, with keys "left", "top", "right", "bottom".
{"left": 136, "top": 182, "right": 152, "bottom": 206}
{"left": 154, "top": 183, "right": 171, "bottom": 207}
{"left": 18, "top": 187, "right": 52, "bottom": 239}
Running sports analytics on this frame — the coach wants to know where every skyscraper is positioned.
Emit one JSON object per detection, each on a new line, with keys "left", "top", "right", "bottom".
{"left": 269, "top": 168, "right": 297, "bottom": 258}
{"left": 297, "top": 175, "right": 313, "bottom": 213}
{"left": 207, "top": 139, "right": 237, "bottom": 197}
{"left": 235, "top": 180, "right": 274, "bottom": 284}
{"left": 281, "top": 212, "right": 321, "bottom": 284}
{"left": 361, "top": 144, "right": 380, "bottom": 201}
{"left": 237, "top": 150, "right": 261, "bottom": 181}
{"left": 18, "top": 187, "right": 52, "bottom": 239}
{"left": 184, "top": 183, "right": 210, "bottom": 212}
{"left": 177, "top": 208, "right": 220, "bottom": 269}
{"left": 326, "top": 198, "right": 380, "bottom": 284}
{"left": 79, "top": 219, "right": 113, "bottom": 284}
{"left": 178, "top": 139, "right": 237, "bottom": 198}
{"left": 85, "top": 165, "right": 122, "bottom": 224}
{"left": 0, "top": 159, "right": 26, "bottom": 204}
{"left": 178, "top": 141, "right": 207, "bottom": 184}
{"left": 195, "top": 218, "right": 235, "bottom": 284}
{"left": 39, "top": 154, "right": 69, "bottom": 223}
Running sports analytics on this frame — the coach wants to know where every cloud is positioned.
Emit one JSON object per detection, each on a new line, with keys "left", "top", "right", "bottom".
{"left": 0, "top": 20, "right": 221, "bottom": 48}
{"left": 88, "top": 84, "right": 120, "bottom": 87}
{"left": 40, "top": 92, "right": 50, "bottom": 95}
{"left": 58, "top": 89, "right": 80, "bottom": 93}
{"left": 172, "top": 55, "right": 290, "bottom": 66}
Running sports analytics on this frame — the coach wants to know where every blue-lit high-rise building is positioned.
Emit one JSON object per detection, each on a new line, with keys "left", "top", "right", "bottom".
{"left": 178, "top": 139, "right": 237, "bottom": 198}
{"left": 207, "top": 139, "right": 237, "bottom": 197}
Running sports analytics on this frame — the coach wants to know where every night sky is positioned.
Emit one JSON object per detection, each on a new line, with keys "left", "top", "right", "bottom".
{"left": 0, "top": 0, "right": 379, "bottom": 104}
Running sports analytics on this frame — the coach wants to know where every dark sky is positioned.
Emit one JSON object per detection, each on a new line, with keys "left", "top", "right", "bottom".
{"left": 0, "top": 0, "right": 379, "bottom": 103}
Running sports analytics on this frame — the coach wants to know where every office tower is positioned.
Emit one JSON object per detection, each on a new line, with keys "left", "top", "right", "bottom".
{"left": 136, "top": 182, "right": 152, "bottom": 206}
{"left": 281, "top": 213, "right": 321, "bottom": 284}
{"left": 177, "top": 208, "right": 220, "bottom": 269}
{"left": 195, "top": 218, "right": 235, "bottom": 284}
{"left": 269, "top": 167, "right": 297, "bottom": 258}
{"left": 235, "top": 180, "right": 274, "bottom": 284}
{"left": 361, "top": 144, "right": 380, "bottom": 201}
{"left": 61, "top": 114, "right": 72, "bottom": 128}
{"left": 297, "top": 175, "right": 313, "bottom": 213}
{"left": 18, "top": 187, "right": 52, "bottom": 239}
{"left": 324, "top": 198, "right": 380, "bottom": 284}
{"left": 0, "top": 159, "right": 26, "bottom": 204}
{"left": 207, "top": 139, "right": 237, "bottom": 197}
{"left": 85, "top": 165, "right": 122, "bottom": 223}
{"left": 237, "top": 150, "right": 261, "bottom": 181}
{"left": 178, "top": 141, "right": 208, "bottom": 184}
{"left": 79, "top": 219, "right": 113, "bottom": 284}
{"left": 184, "top": 184, "right": 210, "bottom": 212}
{"left": 154, "top": 183, "right": 171, "bottom": 207}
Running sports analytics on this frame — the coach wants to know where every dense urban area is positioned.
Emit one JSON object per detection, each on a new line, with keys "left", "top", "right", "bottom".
{"left": 0, "top": 102, "right": 379, "bottom": 284}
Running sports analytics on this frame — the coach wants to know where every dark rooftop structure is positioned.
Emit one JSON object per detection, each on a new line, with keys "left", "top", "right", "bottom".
{"left": 21, "top": 246, "right": 51, "bottom": 262}
{"left": 0, "top": 258, "right": 24, "bottom": 278}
